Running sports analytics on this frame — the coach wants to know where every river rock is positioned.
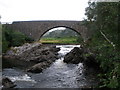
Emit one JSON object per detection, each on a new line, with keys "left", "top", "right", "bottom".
{"left": 3, "top": 42, "right": 60, "bottom": 69}
{"left": 2, "top": 77, "right": 16, "bottom": 88}
{"left": 83, "top": 55, "right": 98, "bottom": 68}
{"left": 49, "top": 46, "right": 60, "bottom": 53}
{"left": 27, "top": 60, "right": 53, "bottom": 73}
{"left": 63, "top": 47, "right": 84, "bottom": 64}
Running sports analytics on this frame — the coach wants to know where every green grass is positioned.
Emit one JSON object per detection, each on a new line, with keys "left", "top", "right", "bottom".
{"left": 40, "top": 37, "right": 81, "bottom": 44}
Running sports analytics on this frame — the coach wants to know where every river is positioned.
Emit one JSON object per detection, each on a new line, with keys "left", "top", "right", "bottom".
{"left": 2, "top": 45, "right": 98, "bottom": 88}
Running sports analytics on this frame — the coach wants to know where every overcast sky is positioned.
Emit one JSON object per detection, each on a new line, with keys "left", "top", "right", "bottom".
{"left": 0, "top": 0, "right": 89, "bottom": 23}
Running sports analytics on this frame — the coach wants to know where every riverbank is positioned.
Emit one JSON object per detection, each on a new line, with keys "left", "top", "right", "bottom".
{"left": 40, "top": 37, "right": 82, "bottom": 44}
{"left": 42, "top": 43, "right": 81, "bottom": 45}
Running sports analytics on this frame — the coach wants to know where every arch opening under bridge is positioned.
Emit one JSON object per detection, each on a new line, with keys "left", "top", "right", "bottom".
{"left": 39, "top": 26, "right": 84, "bottom": 44}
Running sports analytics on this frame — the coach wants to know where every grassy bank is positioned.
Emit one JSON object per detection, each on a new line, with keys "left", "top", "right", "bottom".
{"left": 40, "top": 37, "right": 82, "bottom": 44}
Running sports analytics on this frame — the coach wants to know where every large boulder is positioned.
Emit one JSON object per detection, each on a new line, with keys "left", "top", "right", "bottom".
{"left": 63, "top": 46, "right": 101, "bottom": 77}
{"left": 27, "top": 60, "right": 53, "bottom": 73}
{"left": 49, "top": 46, "right": 60, "bottom": 54}
{"left": 63, "top": 46, "right": 100, "bottom": 69}
{"left": 2, "top": 77, "right": 16, "bottom": 88}
{"left": 83, "top": 54, "right": 101, "bottom": 75}
{"left": 63, "top": 47, "right": 84, "bottom": 64}
{"left": 3, "top": 42, "right": 60, "bottom": 69}
{"left": 29, "top": 48, "right": 58, "bottom": 63}
{"left": 83, "top": 55, "right": 98, "bottom": 68}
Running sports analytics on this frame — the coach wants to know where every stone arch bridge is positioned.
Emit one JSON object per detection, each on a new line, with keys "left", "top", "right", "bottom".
{"left": 7, "top": 20, "right": 89, "bottom": 41}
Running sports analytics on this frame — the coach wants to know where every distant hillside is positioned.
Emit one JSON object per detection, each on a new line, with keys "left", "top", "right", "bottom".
{"left": 42, "top": 28, "right": 80, "bottom": 38}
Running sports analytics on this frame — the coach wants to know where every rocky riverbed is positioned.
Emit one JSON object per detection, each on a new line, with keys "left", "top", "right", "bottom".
{"left": 3, "top": 42, "right": 60, "bottom": 71}
{"left": 2, "top": 43, "right": 100, "bottom": 88}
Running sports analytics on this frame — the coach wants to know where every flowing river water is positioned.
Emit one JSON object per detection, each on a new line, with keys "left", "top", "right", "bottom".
{"left": 2, "top": 45, "right": 98, "bottom": 88}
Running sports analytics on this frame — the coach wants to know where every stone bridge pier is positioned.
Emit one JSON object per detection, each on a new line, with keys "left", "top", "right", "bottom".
{"left": 7, "top": 20, "right": 89, "bottom": 41}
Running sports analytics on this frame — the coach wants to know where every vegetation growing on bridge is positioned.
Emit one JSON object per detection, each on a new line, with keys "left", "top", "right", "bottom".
{"left": 84, "top": 2, "right": 120, "bottom": 88}
{"left": 2, "top": 25, "right": 33, "bottom": 53}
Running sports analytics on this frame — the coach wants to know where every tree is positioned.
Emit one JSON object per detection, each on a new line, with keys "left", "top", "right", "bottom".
{"left": 84, "top": 2, "right": 120, "bottom": 88}
{"left": 85, "top": 2, "right": 119, "bottom": 49}
{"left": 2, "top": 25, "right": 33, "bottom": 52}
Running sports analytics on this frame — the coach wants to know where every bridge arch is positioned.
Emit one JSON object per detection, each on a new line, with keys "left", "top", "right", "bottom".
{"left": 39, "top": 26, "right": 82, "bottom": 40}
{"left": 7, "top": 21, "right": 89, "bottom": 41}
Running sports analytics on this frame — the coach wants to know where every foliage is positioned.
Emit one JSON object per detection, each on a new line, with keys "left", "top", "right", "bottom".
{"left": 2, "top": 31, "right": 9, "bottom": 53}
{"left": 2, "top": 25, "right": 33, "bottom": 53}
{"left": 41, "top": 27, "right": 83, "bottom": 44}
{"left": 84, "top": 2, "right": 120, "bottom": 88}
{"left": 0, "top": 23, "right": 2, "bottom": 54}
{"left": 43, "top": 28, "right": 81, "bottom": 38}
{"left": 40, "top": 37, "right": 81, "bottom": 44}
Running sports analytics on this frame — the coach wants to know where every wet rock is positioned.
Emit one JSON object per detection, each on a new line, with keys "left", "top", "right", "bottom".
{"left": 83, "top": 55, "right": 101, "bottom": 76}
{"left": 50, "top": 46, "right": 60, "bottom": 53}
{"left": 63, "top": 46, "right": 101, "bottom": 77}
{"left": 83, "top": 55, "right": 98, "bottom": 68}
{"left": 27, "top": 60, "right": 53, "bottom": 73}
{"left": 2, "top": 77, "right": 16, "bottom": 88}
{"left": 3, "top": 42, "right": 60, "bottom": 69}
{"left": 29, "top": 48, "right": 58, "bottom": 63}
{"left": 4, "top": 42, "right": 42, "bottom": 60}
{"left": 63, "top": 47, "right": 84, "bottom": 64}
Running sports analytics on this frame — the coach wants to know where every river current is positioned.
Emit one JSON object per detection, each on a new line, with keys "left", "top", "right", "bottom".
{"left": 2, "top": 45, "right": 97, "bottom": 88}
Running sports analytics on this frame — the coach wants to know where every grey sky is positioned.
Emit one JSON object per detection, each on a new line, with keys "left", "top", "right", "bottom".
{"left": 0, "top": 0, "right": 89, "bottom": 23}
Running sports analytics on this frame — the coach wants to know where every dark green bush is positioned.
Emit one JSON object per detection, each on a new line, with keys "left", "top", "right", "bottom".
{"left": 2, "top": 25, "right": 33, "bottom": 53}
{"left": 84, "top": 2, "right": 120, "bottom": 88}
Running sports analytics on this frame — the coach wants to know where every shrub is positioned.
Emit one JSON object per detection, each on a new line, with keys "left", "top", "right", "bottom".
{"left": 2, "top": 25, "right": 33, "bottom": 53}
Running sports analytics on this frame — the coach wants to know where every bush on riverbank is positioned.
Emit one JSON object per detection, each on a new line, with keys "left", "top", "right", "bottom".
{"left": 2, "top": 25, "right": 34, "bottom": 53}
{"left": 84, "top": 2, "right": 120, "bottom": 88}
{"left": 86, "top": 34, "right": 120, "bottom": 88}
